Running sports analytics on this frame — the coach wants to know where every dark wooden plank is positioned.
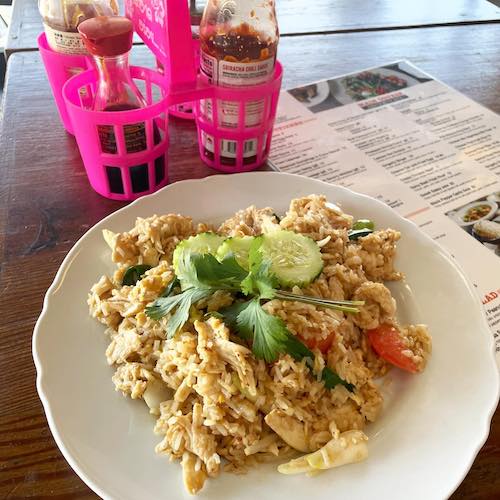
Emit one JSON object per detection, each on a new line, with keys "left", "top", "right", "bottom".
{"left": 276, "top": 0, "right": 500, "bottom": 34}
{"left": 5, "top": 0, "right": 500, "bottom": 57}
{"left": 5, "top": 0, "right": 143, "bottom": 59}
{"left": 1, "top": 24, "right": 499, "bottom": 499}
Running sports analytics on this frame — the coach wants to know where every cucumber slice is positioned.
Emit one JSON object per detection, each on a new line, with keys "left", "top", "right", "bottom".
{"left": 216, "top": 236, "right": 254, "bottom": 269}
{"left": 173, "top": 233, "right": 225, "bottom": 286}
{"left": 260, "top": 231, "right": 323, "bottom": 287}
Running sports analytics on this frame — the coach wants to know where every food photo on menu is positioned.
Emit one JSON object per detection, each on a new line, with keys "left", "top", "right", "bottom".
{"left": 1, "top": 0, "right": 498, "bottom": 500}
{"left": 447, "top": 191, "right": 500, "bottom": 256}
{"left": 288, "top": 61, "right": 432, "bottom": 113}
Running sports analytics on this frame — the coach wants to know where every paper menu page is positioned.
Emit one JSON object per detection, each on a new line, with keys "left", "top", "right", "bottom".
{"left": 269, "top": 61, "right": 500, "bottom": 365}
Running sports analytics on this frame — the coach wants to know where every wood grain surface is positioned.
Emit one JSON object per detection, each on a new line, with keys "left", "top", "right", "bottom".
{"left": 1, "top": 22, "right": 499, "bottom": 500}
{"left": 5, "top": 0, "right": 500, "bottom": 57}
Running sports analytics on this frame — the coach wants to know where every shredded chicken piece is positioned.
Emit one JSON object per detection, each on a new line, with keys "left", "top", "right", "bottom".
{"left": 265, "top": 409, "right": 311, "bottom": 452}
{"left": 218, "top": 206, "right": 278, "bottom": 236}
{"left": 156, "top": 403, "right": 221, "bottom": 477}
{"left": 112, "top": 362, "right": 153, "bottom": 399}
{"left": 195, "top": 318, "right": 257, "bottom": 396}
{"left": 351, "top": 281, "right": 396, "bottom": 330}
{"left": 106, "top": 320, "right": 142, "bottom": 365}
{"left": 356, "top": 229, "right": 402, "bottom": 281}
{"left": 181, "top": 452, "right": 207, "bottom": 495}
{"left": 280, "top": 195, "right": 353, "bottom": 240}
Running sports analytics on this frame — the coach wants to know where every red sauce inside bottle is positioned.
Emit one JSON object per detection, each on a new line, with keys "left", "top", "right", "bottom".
{"left": 98, "top": 104, "right": 165, "bottom": 194}
{"left": 200, "top": 23, "right": 276, "bottom": 165}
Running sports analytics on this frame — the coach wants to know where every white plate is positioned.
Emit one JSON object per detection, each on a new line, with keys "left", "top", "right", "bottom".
{"left": 33, "top": 172, "right": 499, "bottom": 500}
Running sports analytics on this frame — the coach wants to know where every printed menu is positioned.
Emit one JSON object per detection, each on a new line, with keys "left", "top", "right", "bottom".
{"left": 269, "top": 61, "right": 500, "bottom": 366}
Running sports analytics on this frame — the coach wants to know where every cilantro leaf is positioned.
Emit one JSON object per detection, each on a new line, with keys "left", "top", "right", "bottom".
{"left": 284, "top": 333, "right": 315, "bottom": 360}
{"left": 240, "top": 237, "right": 278, "bottom": 299}
{"left": 219, "top": 300, "right": 253, "bottom": 337}
{"left": 174, "top": 249, "right": 200, "bottom": 290}
{"left": 191, "top": 253, "right": 248, "bottom": 290}
{"left": 284, "top": 334, "right": 353, "bottom": 390}
{"left": 122, "top": 264, "right": 152, "bottom": 286}
{"left": 220, "top": 298, "right": 353, "bottom": 390}
{"left": 166, "top": 287, "right": 214, "bottom": 338}
{"left": 236, "top": 298, "right": 290, "bottom": 362}
{"left": 321, "top": 367, "right": 354, "bottom": 391}
{"left": 145, "top": 292, "right": 186, "bottom": 321}
{"left": 145, "top": 286, "right": 214, "bottom": 338}
{"left": 159, "top": 277, "right": 180, "bottom": 297}
{"left": 176, "top": 250, "right": 247, "bottom": 291}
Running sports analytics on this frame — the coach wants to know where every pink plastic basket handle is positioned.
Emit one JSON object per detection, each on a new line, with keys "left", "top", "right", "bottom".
{"left": 164, "top": 0, "right": 197, "bottom": 91}
{"left": 127, "top": 0, "right": 197, "bottom": 92}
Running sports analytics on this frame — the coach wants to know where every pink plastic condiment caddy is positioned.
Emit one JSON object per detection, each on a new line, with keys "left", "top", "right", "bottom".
{"left": 39, "top": 0, "right": 283, "bottom": 200}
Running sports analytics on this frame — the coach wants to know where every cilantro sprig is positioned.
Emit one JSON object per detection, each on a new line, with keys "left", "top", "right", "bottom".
{"left": 122, "top": 264, "right": 152, "bottom": 286}
{"left": 145, "top": 238, "right": 361, "bottom": 390}
{"left": 221, "top": 299, "right": 353, "bottom": 390}
{"left": 146, "top": 253, "right": 245, "bottom": 338}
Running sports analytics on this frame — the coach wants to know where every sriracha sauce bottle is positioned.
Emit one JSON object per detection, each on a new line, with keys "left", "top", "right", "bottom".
{"left": 199, "top": 0, "right": 279, "bottom": 166}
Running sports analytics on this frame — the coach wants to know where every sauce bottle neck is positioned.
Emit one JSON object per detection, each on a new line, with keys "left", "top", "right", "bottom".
{"left": 92, "top": 53, "right": 145, "bottom": 111}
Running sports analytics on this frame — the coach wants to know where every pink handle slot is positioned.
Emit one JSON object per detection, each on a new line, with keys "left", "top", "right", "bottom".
{"left": 169, "top": 38, "right": 201, "bottom": 120}
{"left": 38, "top": 33, "right": 93, "bottom": 134}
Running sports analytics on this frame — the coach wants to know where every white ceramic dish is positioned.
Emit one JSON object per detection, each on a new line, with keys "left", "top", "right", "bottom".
{"left": 33, "top": 172, "right": 499, "bottom": 500}
{"left": 454, "top": 200, "right": 498, "bottom": 228}
{"left": 289, "top": 81, "right": 330, "bottom": 108}
{"left": 302, "top": 81, "right": 330, "bottom": 107}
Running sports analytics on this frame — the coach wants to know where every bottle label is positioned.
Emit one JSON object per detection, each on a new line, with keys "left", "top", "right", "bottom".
{"left": 200, "top": 50, "right": 274, "bottom": 160}
{"left": 200, "top": 52, "right": 274, "bottom": 87}
{"left": 98, "top": 123, "right": 149, "bottom": 155}
{"left": 201, "top": 130, "right": 263, "bottom": 159}
{"left": 44, "top": 23, "right": 88, "bottom": 55}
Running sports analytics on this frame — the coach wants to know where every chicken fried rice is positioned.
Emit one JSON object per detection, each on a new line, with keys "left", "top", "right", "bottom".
{"left": 88, "top": 195, "right": 431, "bottom": 494}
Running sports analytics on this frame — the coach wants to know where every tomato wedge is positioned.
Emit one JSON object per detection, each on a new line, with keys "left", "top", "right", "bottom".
{"left": 301, "top": 331, "right": 335, "bottom": 354}
{"left": 367, "top": 324, "right": 418, "bottom": 373}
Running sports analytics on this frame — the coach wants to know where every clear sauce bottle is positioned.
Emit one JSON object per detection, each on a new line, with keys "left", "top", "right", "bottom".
{"left": 78, "top": 16, "right": 165, "bottom": 195}
{"left": 199, "top": 0, "right": 279, "bottom": 165}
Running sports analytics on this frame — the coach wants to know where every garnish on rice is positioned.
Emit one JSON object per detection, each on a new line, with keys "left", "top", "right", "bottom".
{"left": 146, "top": 234, "right": 361, "bottom": 389}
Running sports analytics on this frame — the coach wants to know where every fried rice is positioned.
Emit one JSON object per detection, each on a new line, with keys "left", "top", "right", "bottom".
{"left": 88, "top": 195, "right": 432, "bottom": 494}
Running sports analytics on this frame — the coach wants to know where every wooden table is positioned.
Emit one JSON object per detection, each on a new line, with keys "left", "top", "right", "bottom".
{"left": 5, "top": 0, "right": 500, "bottom": 57}
{"left": 1, "top": 6, "right": 500, "bottom": 500}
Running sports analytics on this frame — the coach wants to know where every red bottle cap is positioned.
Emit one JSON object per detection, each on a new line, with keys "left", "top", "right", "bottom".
{"left": 78, "top": 16, "right": 134, "bottom": 57}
